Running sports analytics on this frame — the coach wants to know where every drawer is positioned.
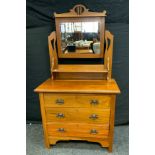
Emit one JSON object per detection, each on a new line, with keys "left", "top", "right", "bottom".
{"left": 47, "top": 123, "right": 109, "bottom": 139}
{"left": 45, "top": 108, "right": 110, "bottom": 124}
{"left": 44, "top": 93, "right": 111, "bottom": 108}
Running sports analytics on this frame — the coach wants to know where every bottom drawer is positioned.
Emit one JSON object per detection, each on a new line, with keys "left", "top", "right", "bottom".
{"left": 47, "top": 123, "right": 109, "bottom": 139}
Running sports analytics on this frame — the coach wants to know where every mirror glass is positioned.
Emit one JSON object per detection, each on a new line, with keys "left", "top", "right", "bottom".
{"left": 60, "top": 21, "right": 100, "bottom": 54}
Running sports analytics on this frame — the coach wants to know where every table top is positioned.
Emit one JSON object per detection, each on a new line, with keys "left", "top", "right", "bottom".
{"left": 34, "top": 79, "right": 120, "bottom": 94}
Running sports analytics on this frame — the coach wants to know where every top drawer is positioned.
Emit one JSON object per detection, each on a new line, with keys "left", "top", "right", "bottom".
{"left": 43, "top": 93, "right": 111, "bottom": 108}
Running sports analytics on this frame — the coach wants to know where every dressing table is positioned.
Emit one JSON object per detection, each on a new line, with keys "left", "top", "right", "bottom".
{"left": 34, "top": 4, "right": 120, "bottom": 152}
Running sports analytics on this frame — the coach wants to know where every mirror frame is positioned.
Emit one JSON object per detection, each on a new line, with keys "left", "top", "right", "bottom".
{"left": 54, "top": 4, "right": 106, "bottom": 58}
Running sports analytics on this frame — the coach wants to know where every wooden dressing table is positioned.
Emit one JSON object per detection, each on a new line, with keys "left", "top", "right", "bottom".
{"left": 34, "top": 4, "right": 120, "bottom": 152}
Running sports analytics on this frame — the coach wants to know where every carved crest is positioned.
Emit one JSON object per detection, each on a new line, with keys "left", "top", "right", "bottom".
{"left": 70, "top": 4, "right": 88, "bottom": 15}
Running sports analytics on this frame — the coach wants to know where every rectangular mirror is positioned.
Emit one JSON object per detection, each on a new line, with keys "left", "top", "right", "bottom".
{"left": 55, "top": 7, "right": 105, "bottom": 58}
{"left": 60, "top": 21, "right": 101, "bottom": 55}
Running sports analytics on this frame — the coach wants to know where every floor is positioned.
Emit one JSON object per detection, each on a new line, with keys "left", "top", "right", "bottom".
{"left": 26, "top": 124, "right": 129, "bottom": 155}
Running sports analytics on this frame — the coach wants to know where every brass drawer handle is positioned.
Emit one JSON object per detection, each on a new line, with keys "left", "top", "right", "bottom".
{"left": 89, "top": 114, "right": 98, "bottom": 120}
{"left": 56, "top": 99, "right": 64, "bottom": 105}
{"left": 57, "top": 128, "right": 65, "bottom": 132}
{"left": 56, "top": 113, "right": 65, "bottom": 118}
{"left": 90, "top": 129, "right": 98, "bottom": 134}
{"left": 90, "top": 99, "right": 99, "bottom": 105}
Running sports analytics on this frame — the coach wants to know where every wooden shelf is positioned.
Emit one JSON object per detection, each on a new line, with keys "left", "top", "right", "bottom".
{"left": 53, "top": 65, "right": 108, "bottom": 73}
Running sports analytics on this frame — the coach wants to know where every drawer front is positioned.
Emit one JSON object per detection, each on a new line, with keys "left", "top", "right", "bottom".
{"left": 45, "top": 108, "right": 110, "bottom": 124}
{"left": 44, "top": 93, "right": 111, "bottom": 108}
{"left": 47, "top": 123, "right": 109, "bottom": 138}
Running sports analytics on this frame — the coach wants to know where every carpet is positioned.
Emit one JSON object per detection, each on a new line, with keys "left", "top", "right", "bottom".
{"left": 26, "top": 124, "right": 129, "bottom": 155}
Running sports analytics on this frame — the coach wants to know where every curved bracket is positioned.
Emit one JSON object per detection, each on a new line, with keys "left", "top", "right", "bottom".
{"left": 104, "top": 31, "right": 114, "bottom": 80}
{"left": 48, "top": 31, "right": 58, "bottom": 78}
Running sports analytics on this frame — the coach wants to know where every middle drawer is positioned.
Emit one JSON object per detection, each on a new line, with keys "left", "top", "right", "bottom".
{"left": 45, "top": 108, "right": 110, "bottom": 124}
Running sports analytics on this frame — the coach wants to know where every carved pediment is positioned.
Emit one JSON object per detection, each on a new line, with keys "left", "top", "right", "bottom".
{"left": 54, "top": 4, "right": 106, "bottom": 18}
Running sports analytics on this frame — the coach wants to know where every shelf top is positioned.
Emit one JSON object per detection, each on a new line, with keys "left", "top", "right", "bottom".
{"left": 34, "top": 79, "right": 120, "bottom": 94}
{"left": 53, "top": 65, "right": 108, "bottom": 73}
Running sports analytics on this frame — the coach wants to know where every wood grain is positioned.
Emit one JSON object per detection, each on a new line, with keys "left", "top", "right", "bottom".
{"left": 47, "top": 122, "right": 109, "bottom": 138}
{"left": 48, "top": 136, "right": 109, "bottom": 147}
{"left": 52, "top": 65, "right": 107, "bottom": 73}
{"left": 52, "top": 64, "right": 108, "bottom": 80}
{"left": 34, "top": 78, "right": 120, "bottom": 94}
{"left": 48, "top": 32, "right": 58, "bottom": 70}
{"left": 54, "top": 4, "right": 106, "bottom": 18}
{"left": 55, "top": 72, "right": 107, "bottom": 80}
{"left": 108, "top": 95, "right": 116, "bottom": 152}
{"left": 34, "top": 5, "right": 120, "bottom": 152}
{"left": 48, "top": 31, "right": 58, "bottom": 79}
{"left": 39, "top": 93, "right": 50, "bottom": 148}
{"left": 45, "top": 107, "right": 110, "bottom": 124}
{"left": 35, "top": 83, "right": 120, "bottom": 152}
{"left": 44, "top": 93, "right": 111, "bottom": 108}
{"left": 104, "top": 31, "right": 114, "bottom": 80}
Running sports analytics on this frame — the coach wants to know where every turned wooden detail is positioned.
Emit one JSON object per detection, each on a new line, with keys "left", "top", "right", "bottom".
{"left": 104, "top": 31, "right": 114, "bottom": 80}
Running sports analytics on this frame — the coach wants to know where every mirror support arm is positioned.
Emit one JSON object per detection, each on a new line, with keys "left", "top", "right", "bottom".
{"left": 48, "top": 31, "right": 58, "bottom": 79}
{"left": 104, "top": 31, "right": 114, "bottom": 80}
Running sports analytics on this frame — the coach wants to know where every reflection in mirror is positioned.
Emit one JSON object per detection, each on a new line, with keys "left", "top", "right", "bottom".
{"left": 60, "top": 22, "right": 100, "bottom": 54}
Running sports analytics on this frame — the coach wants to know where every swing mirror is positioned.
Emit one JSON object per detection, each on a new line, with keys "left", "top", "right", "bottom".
{"left": 54, "top": 4, "right": 106, "bottom": 58}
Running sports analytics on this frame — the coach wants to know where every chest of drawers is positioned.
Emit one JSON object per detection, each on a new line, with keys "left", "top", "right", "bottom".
{"left": 35, "top": 79, "right": 120, "bottom": 152}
